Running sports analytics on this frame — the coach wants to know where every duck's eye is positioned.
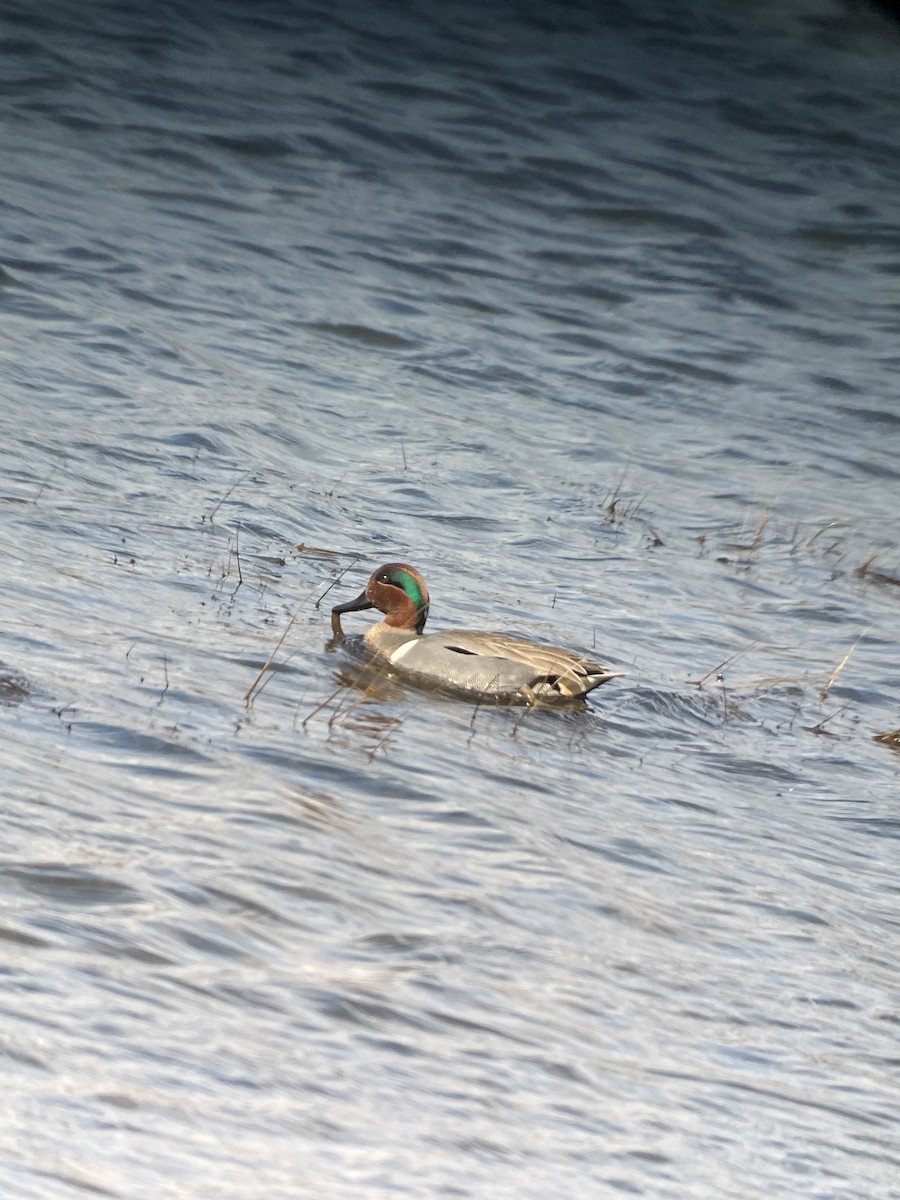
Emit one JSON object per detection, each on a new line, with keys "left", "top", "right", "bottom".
{"left": 377, "top": 572, "right": 395, "bottom": 585}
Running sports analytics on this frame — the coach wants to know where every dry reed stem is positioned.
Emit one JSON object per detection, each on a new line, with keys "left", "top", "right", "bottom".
{"left": 807, "top": 704, "right": 849, "bottom": 735}
{"left": 244, "top": 591, "right": 314, "bottom": 707}
{"left": 367, "top": 721, "right": 396, "bottom": 760}
{"left": 157, "top": 654, "right": 169, "bottom": 707}
{"left": 302, "top": 655, "right": 395, "bottom": 733}
{"left": 300, "top": 681, "right": 348, "bottom": 730}
{"left": 511, "top": 698, "right": 534, "bottom": 737}
{"left": 244, "top": 625, "right": 302, "bottom": 707}
{"left": 806, "top": 521, "right": 837, "bottom": 549}
{"left": 750, "top": 509, "right": 770, "bottom": 555}
{"left": 818, "top": 627, "right": 868, "bottom": 705}
{"left": 233, "top": 523, "right": 243, "bottom": 586}
{"left": 689, "top": 641, "right": 758, "bottom": 688}
{"left": 315, "top": 555, "right": 361, "bottom": 610}
{"left": 469, "top": 684, "right": 489, "bottom": 731}
{"left": 245, "top": 558, "right": 361, "bottom": 708}
{"left": 326, "top": 668, "right": 388, "bottom": 730}
{"left": 206, "top": 470, "right": 251, "bottom": 524}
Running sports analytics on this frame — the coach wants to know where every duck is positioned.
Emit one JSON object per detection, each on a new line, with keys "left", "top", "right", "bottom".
{"left": 330, "top": 562, "right": 623, "bottom": 704}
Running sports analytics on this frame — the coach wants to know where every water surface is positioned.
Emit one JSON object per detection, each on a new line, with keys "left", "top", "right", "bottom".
{"left": 2, "top": 1, "right": 900, "bottom": 1197}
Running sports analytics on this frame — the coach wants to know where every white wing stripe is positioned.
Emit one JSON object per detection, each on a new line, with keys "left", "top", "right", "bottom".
{"left": 389, "top": 641, "right": 419, "bottom": 665}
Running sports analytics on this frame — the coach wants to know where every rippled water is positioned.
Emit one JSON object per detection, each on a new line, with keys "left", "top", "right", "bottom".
{"left": 2, "top": 1, "right": 900, "bottom": 1196}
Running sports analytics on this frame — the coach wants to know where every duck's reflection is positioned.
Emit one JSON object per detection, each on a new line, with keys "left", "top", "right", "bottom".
{"left": 300, "top": 652, "right": 405, "bottom": 757}
{"left": 334, "top": 663, "right": 405, "bottom": 702}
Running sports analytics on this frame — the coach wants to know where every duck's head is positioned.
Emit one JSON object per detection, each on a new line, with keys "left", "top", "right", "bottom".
{"left": 331, "top": 563, "right": 430, "bottom": 635}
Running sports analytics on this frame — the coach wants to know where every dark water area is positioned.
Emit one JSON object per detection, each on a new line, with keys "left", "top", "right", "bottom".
{"left": 2, "top": 0, "right": 900, "bottom": 1196}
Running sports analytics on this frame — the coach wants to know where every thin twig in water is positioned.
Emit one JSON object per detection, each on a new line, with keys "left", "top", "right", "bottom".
{"left": 34, "top": 468, "right": 56, "bottom": 505}
{"left": 303, "top": 657, "right": 391, "bottom": 733}
{"left": 367, "top": 725, "right": 394, "bottom": 760}
{"left": 315, "top": 555, "right": 361, "bottom": 610}
{"left": 246, "top": 559, "right": 363, "bottom": 707}
{"left": 157, "top": 654, "right": 169, "bottom": 706}
{"left": 511, "top": 707, "right": 533, "bottom": 738}
{"left": 689, "top": 641, "right": 758, "bottom": 688}
{"left": 603, "top": 468, "right": 628, "bottom": 516}
{"left": 469, "top": 687, "right": 488, "bottom": 732}
{"left": 301, "top": 682, "right": 347, "bottom": 730}
{"left": 718, "top": 673, "right": 728, "bottom": 722}
{"left": 207, "top": 470, "right": 251, "bottom": 524}
{"left": 819, "top": 628, "right": 868, "bottom": 705}
{"left": 326, "top": 675, "right": 375, "bottom": 730}
{"left": 466, "top": 683, "right": 496, "bottom": 745}
{"left": 750, "top": 509, "right": 770, "bottom": 557}
{"left": 511, "top": 687, "right": 535, "bottom": 737}
{"left": 248, "top": 641, "right": 309, "bottom": 707}
{"left": 233, "top": 523, "right": 243, "bottom": 586}
{"left": 244, "top": 598, "right": 309, "bottom": 707}
{"left": 291, "top": 689, "right": 309, "bottom": 730}
{"left": 807, "top": 704, "right": 849, "bottom": 735}
{"left": 806, "top": 521, "right": 837, "bottom": 549}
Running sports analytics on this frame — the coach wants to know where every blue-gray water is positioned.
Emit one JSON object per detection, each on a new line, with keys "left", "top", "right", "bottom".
{"left": 2, "top": 1, "right": 900, "bottom": 1196}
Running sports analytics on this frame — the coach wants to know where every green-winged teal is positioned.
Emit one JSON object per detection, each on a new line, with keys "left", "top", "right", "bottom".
{"left": 331, "top": 563, "right": 623, "bottom": 704}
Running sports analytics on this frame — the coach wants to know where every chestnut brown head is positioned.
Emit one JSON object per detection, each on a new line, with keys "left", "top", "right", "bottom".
{"left": 332, "top": 563, "right": 430, "bottom": 633}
